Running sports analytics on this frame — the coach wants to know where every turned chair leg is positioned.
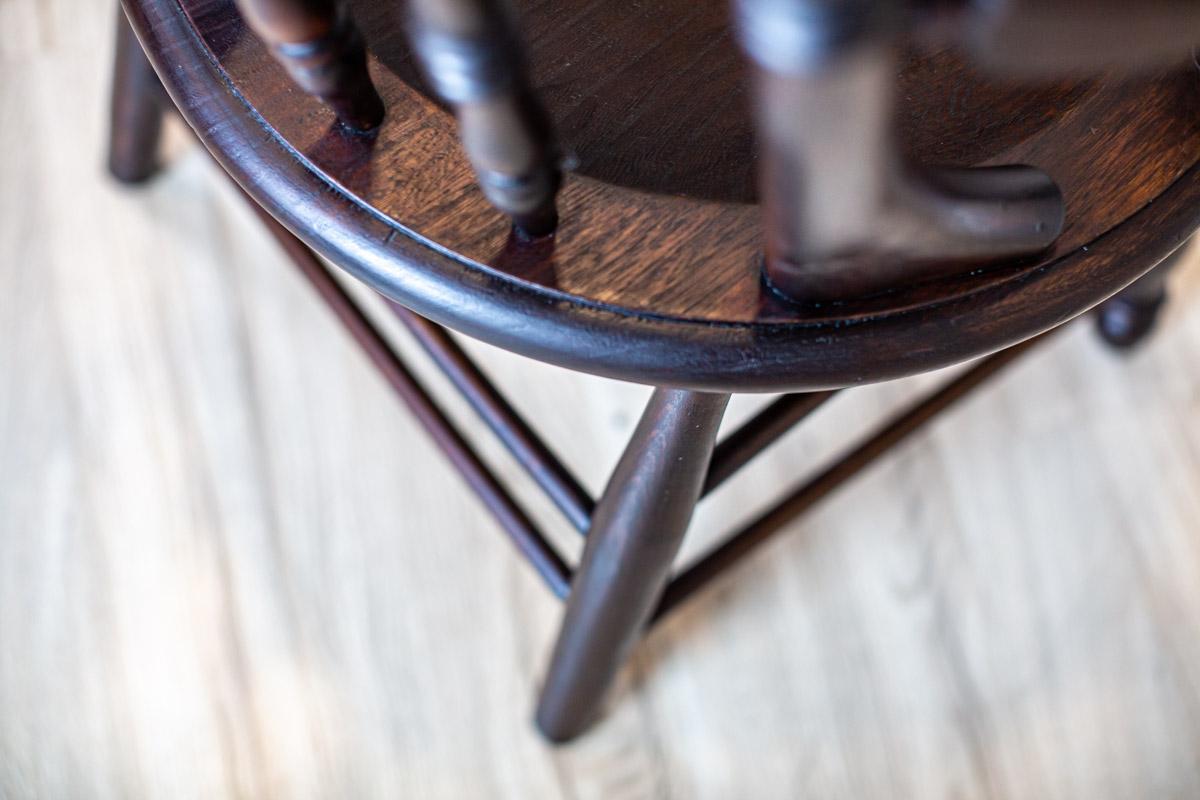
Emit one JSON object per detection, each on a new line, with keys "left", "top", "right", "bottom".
{"left": 1095, "top": 243, "right": 1189, "bottom": 349}
{"left": 108, "top": 7, "right": 167, "bottom": 184}
{"left": 535, "top": 389, "right": 730, "bottom": 742}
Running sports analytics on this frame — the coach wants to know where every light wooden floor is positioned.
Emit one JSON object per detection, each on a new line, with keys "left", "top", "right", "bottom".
{"left": 6, "top": 3, "right": 1200, "bottom": 798}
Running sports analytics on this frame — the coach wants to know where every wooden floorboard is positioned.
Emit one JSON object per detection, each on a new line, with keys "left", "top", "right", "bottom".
{"left": 3, "top": 2, "right": 1200, "bottom": 797}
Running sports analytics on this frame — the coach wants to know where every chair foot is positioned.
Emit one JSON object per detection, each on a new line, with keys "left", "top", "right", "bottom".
{"left": 1094, "top": 291, "right": 1167, "bottom": 349}
{"left": 535, "top": 389, "right": 729, "bottom": 742}
{"left": 1094, "top": 243, "right": 1187, "bottom": 350}
{"left": 108, "top": 6, "right": 166, "bottom": 184}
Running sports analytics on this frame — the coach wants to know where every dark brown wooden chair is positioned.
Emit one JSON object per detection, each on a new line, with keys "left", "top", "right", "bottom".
{"left": 109, "top": 0, "right": 1200, "bottom": 742}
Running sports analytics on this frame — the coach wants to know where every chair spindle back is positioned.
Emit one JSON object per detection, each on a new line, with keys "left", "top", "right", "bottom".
{"left": 233, "top": 0, "right": 385, "bottom": 131}
{"left": 231, "top": 0, "right": 1200, "bottom": 298}
{"left": 405, "top": 0, "right": 561, "bottom": 236}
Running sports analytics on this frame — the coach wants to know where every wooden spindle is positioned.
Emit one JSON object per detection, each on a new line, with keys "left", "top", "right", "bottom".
{"left": 536, "top": 390, "right": 730, "bottom": 741}
{"left": 406, "top": 0, "right": 560, "bottom": 236}
{"left": 735, "top": 0, "right": 1064, "bottom": 303}
{"left": 234, "top": 0, "right": 384, "bottom": 131}
{"left": 965, "top": 0, "right": 1200, "bottom": 74}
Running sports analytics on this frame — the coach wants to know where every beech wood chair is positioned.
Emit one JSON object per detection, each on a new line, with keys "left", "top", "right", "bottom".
{"left": 109, "top": 0, "right": 1200, "bottom": 742}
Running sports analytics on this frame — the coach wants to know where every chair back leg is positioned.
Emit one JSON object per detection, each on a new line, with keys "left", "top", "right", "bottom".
{"left": 109, "top": 7, "right": 166, "bottom": 184}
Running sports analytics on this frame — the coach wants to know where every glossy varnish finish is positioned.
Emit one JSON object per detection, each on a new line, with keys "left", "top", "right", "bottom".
{"left": 232, "top": 0, "right": 384, "bottom": 130}
{"left": 108, "top": 5, "right": 166, "bottom": 183}
{"left": 536, "top": 389, "right": 730, "bottom": 741}
{"left": 1096, "top": 244, "right": 1187, "bottom": 349}
{"left": 126, "top": 0, "right": 1200, "bottom": 390}
{"left": 16, "top": 6, "right": 1200, "bottom": 772}
{"left": 0, "top": 0, "right": 1190, "bottom": 776}
{"left": 733, "top": 0, "right": 1067, "bottom": 303}
{"left": 221, "top": 1, "right": 1200, "bottom": 313}
{"left": 252, "top": 201, "right": 573, "bottom": 598}
{"left": 108, "top": 0, "right": 1200, "bottom": 747}
{"left": 403, "top": 0, "right": 561, "bottom": 234}
{"left": 12, "top": 1, "right": 1200, "bottom": 772}
{"left": 385, "top": 300, "right": 594, "bottom": 533}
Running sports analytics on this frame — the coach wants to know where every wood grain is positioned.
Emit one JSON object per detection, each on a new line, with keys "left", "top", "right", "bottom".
{"left": 6, "top": 1, "right": 1200, "bottom": 797}
{"left": 124, "top": 0, "right": 1200, "bottom": 391}
{"left": 195, "top": 0, "right": 1200, "bottom": 322}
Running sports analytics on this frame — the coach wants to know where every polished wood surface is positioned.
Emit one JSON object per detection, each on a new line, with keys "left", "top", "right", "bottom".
{"left": 402, "top": 0, "right": 561, "bottom": 234}
{"left": 201, "top": 0, "right": 1200, "bottom": 310}
{"left": 124, "top": 0, "right": 1200, "bottom": 390}
{"left": 6, "top": 5, "right": 1200, "bottom": 780}
{"left": 114, "top": 3, "right": 1200, "bottom": 742}
{"left": 232, "top": 0, "right": 384, "bottom": 130}
{"left": 108, "top": 4, "right": 166, "bottom": 183}
{"left": 537, "top": 389, "right": 729, "bottom": 741}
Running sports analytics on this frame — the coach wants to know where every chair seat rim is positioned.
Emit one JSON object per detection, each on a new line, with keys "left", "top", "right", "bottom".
{"left": 123, "top": 0, "right": 1200, "bottom": 392}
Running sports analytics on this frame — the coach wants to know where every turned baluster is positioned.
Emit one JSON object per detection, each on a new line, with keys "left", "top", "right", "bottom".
{"left": 736, "top": 0, "right": 1200, "bottom": 306}
{"left": 406, "top": 0, "right": 560, "bottom": 236}
{"left": 109, "top": 8, "right": 167, "bottom": 183}
{"left": 234, "top": 0, "right": 384, "bottom": 131}
{"left": 734, "top": 0, "right": 1064, "bottom": 303}
{"left": 1095, "top": 243, "right": 1190, "bottom": 349}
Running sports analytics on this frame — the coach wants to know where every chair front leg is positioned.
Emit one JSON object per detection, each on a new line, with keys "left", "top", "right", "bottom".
{"left": 535, "top": 389, "right": 730, "bottom": 742}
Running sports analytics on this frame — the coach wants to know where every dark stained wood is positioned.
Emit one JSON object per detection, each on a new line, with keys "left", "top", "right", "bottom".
{"left": 128, "top": 0, "right": 1200, "bottom": 392}
{"left": 536, "top": 389, "right": 729, "bottom": 742}
{"left": 347, "top": 0, "right": 755, "bottom": 204}
{"left": 386, "top": 301, "right": 594, "bottom": 532}
{"left": 734, "top": 0, "right": 1066, "bottom": 303}
{"left": 703, "top": 391, "right": 836, "bottom": 496}
{"left": 111, "top": 0, "right": 1200, "bottom": 746}
{"left": 964, "top": 0, "right": 1200, "bottom": 75}
{"left": 205, "top": 0, "right": 1200, "bottom": 317}
{"left": 1095, "top": 241, "right": 1189, "bottom": 349}
{"left": 404, "top": 0, "right": 561, "bottom": 234}
{"left": 730, "top": 0, "right": 1200, "bottom": 304}
{"left": 232, "top": 0, "right": 384, "bottom": 130}
{"left": 653, "top": 333, "right": 1048, "bottom": 623}
{"left": 250, "top": 196, "right": 571, "bottom": 598}
{"left": 108, "top": 7, "right": 166, "bottom": 183}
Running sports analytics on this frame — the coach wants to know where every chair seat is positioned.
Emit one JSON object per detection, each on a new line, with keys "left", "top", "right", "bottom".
{"left": 127, "top": 0, "right": 1200, "bottom": 391}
